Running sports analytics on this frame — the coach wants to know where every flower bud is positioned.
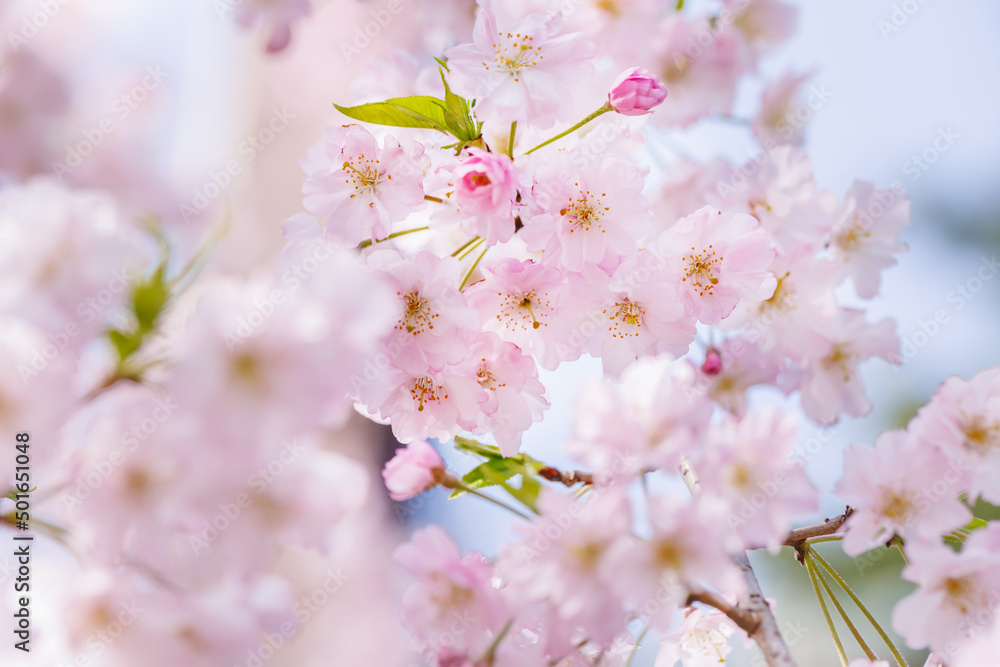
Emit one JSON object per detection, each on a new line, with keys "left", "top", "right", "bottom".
{"left": 608, "top": 67, "right": 668, "bottom": 116}
{"left": 382, "top": 440, "right": 447, "bottom": 501}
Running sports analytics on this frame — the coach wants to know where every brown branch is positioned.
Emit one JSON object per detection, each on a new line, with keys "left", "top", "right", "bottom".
{"left": 686, "top": 590, "right": 760, "bottom": 636}
{"left": 678, "top": 457, "right": 797, "bottom": 667}
{"left": 783, "top": 507, "right": 854, "bottom": 564}
{"left": 537, "top": 466, "right": 593, "bottom": 487}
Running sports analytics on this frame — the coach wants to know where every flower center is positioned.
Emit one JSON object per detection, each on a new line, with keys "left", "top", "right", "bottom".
{"left": 880, "top": 489, "right": 913, "bottom": 521}
{"left": 498, "top": 289, "right": 549, "bottom": 331}
{"left": 466, "top": 172, "right": 491, "bottom": 189}
{"left": 560, "top": 189, "right": 608, "bottom": 232}
{"left": 397, "top": 290, "right": 436, "bottom": 334}
{"left": 942, "top": 576, "right": 976, "bottom": 614}
{"left": 961, "top": 415, "right": 1000, "bottom": 454}
{"left": 342, "top": 158, "right": 382, "bottom": 206}
{"left": 410, "top": 376, "right": 446, "bottom": 412}
{"left": 833, "top": 216, "right": 871, "bottom": 252}
{"left": 682, "top": 245, "right": 722, "bottom": 297}
{"left": 822, "top": 343, "right": 855, "bottom": 382}
{"left": 489, "top": 32, "right": 539, "bottom": 81}
{"left": 760, "top": 272, "right": 793, "bottom": 315}
{"left": 654, "top": 539, "right": 685, "bottom": 571}
{"left": 662, "top": 55, "right": 691, "bottom": 84}
{"left": 604, "top": 298, "right": 645, "bottom": 338}
{"left": 477, "top": 364, "right": 505, "bottom": 391}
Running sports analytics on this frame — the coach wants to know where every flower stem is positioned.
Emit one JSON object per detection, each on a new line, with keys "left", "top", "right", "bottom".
{"left": 805, "top": 552, "right": 849, "bottom": 667}
{"left": 508, "top": 121, "right": 517, "bottom": 159}
{"left": 359, "top": 226, "right": 430, "bottom": 249}
{"left": 459, "top": 484, "right": 532, "bottom": 521}
{"left": 811, "top": 549, "right": 908, "bottom": 667}
{"left": 623, "top": 625, "right": 650, "bottom": 667}
{"left": 523, "top": 103, "right": 613, "bottom": 155}
{"left": 451, "top": 236, "right": 483, "bottom": 257}
{"left": 806, "top": 535, "right": 845, "bottom": 546}
{"left": 457, "top": 236, "right": 485, "bottom": 260}
{"left": 809, "top": 551, "right": 878, "bottom": 661}
{"left": 891, "top": 536, "right": 909, "bottom": 565}
{"left": 459, "top": 246, "right": 488, "bottom": 290}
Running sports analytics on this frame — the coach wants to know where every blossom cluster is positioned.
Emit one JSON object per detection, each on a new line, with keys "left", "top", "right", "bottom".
{"left": 1, "top": 0, "right": 997, "bottom": 666}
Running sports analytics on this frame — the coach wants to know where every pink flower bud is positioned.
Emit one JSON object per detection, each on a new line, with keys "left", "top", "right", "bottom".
{"left": 701, "top": 349, "right": 723, "bottom": 376}
{"left": 381, "top": 440, "right": 446, "bottom": 501}
{"left": 608, "top": 67, "right": 668, "bottom": 116}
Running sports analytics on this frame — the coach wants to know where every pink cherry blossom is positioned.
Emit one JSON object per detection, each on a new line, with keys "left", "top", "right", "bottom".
{"left": 828, "top": 180, "right": 910, "bottom": 299}
{"left": 909, "top": 366, "right": 1000, "bottom": 504}
{"left": 464, "top": 258, "right": 582, "bottom": 371}
{"left": 655, "top": 607, "right": 740, "bottom": 667}
{"left": 522, "top": 153, "right": 652, "bottom": 273}
{"left": 395, "top": 526, "right": 509, "bottom": 657}
{"left": 608, "top": 67, "right": 668, "bottom": 116}
{"left": 382, "top": 440, "right": 447, "bottom": 501}
{"left": 501, "top": 489, "right": 632, "bottom": 655}
{"left": 892, "top": 534, "right": 1000, "bottom": 652}
{"left": 697, "top": 410, "right": 818, "bottom": 552}
{"left": 580, "top": 254, "right": 696, "bottom": 377}
{"left": 656, "top": 206, "right": 776, "bottom": 325}
{"left": 432, "top": 148, "right": 521, "bottom": 245}
{"left": 752, "top": 72, "right": 812, "bottom": 147}
{"left": 301, "top": 124, "right": 428, "bottom": 246}
{"left": 567, "top": 359, "right": 712, "bottom": 480}
{"left": 796, "top": 308, "right": 900, "bottom": 424}
{"left": 604, "top": 496, "right": 745, "bottom": 630}
{"left": 724, "top": 0, "right": 798, "bottom": 64}
{"left": 467, "top": 332, "right": 549, "bottom": 456}
{"left": 835, "top": 430, "right": 971, "bottom": 556}
{"left": 649, "top": 15, "right": 744, "bottom": 127}
{"left": 368, "top": 249, "right": 480, "bottom": 375}
{"left": 444, "top": 0, "right": 595, "bottom": 129}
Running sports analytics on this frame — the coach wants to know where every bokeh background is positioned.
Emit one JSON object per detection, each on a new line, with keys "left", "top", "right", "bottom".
{"left": 3, "top": 0, "right": 999, "bottom": 664}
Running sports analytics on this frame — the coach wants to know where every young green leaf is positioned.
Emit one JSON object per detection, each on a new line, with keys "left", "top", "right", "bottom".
{"left": 334, "top": 97, "right": 454, "bottom": 134}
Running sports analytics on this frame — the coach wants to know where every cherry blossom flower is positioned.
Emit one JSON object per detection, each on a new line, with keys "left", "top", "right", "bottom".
{"left": 893, "top": 532, "right": 1000, "bottom": 652}
{"left": 649, "top": 15, "right": 744, "bottom": 127}
{"left": 395, "top": 526, "right": 509, "bottom": 657}
{"left": 581, "top": 254, "right": 696, "bottom": 377}
{"left": 656, "top": 206, "right": 776, "bottom": 325}
{"left": 797, "top": 308, "right": 900, "bottom": 425}
{"left": 467, "top": 332, "right": 549, "bottom": 456}
{"left": 368, "top": 249, "right": 480, "bottom": 375}
{"left": 382, "top": 440, "right": 447, "bottom": 501}
{"left": 501, "top": 489, "right": 632, "bottom": 655}
{"left": 909, "top": 366, "right": 1000, "bottom": 504}
{"left": 698, "top": 410, "right": 818, "bottom": 552}
{"left": 828, "top": 180, "right": 910, "bottom": 299}
{"left": 724, "top": 0, "right": 798, "bottom": 64}
{"left": 694, "top": 339, "right": 780, "bottom": 416}
{"left": 567, "top": 359, "right": 712, "bottom": 480}
{"left": 835, "top": 430, "right": 970, "bottom": 556}
{"left": 464, "top": 258, "right": 582, "bottom": 370}
{"left": 655, "top": 607, "right": 740, "bottom": 667}
{"left": 523, "top": 153, "right": 652, "bottom": 273}
{"left": 356, "top": 362, "right": 487, "bottom": 443}
{"left": 444, "top": 0, "right": 595, "bottom": 128}
{"left": 604, "top": 496, "right": 745, "bottom": 630}
{"left": 752, "top": 72, "right": 812, "bottom": 147}
{"left": 431, "top": 148, "right": 521, "bottom": 245}
{"left": 301, "top": 124, "right": 428, "bottom": 246}
{"left": 608, "top": 67, "right": 668, "bottom": 116}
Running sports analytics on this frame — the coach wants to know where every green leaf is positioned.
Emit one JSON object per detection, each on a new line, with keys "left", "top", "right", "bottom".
{"left": 439, "top": 68, "right": 477, "bottom": 141}
{"left": 132, "top": 264, "right": 169, "bottom": 331}
{"left": 454, "top": 437, "right": 504, "bottom": 460}
{"left": 506, "top": 475, "right": 541, "bottom": 513}
{"left": 945, "top": 517, "right": 991, "bottom": 544}
{"left": 451, "top": 458, "right": 521, "bottom": 497}
{"left": 108, "top": 329, "right": 140, "bottom": 362}
{"left": 334, "top": 97, "right": 454, "bottom": 134}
